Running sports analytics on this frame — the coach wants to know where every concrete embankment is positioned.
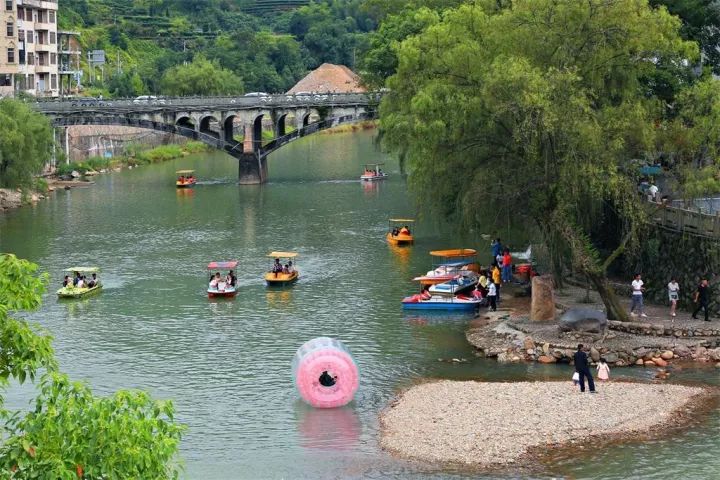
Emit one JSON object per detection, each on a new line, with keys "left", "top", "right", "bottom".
{"left": 381, "top": 380, "right": 712, "bottom": 469}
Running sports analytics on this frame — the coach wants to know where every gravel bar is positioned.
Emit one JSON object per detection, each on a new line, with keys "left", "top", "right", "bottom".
{"left": 380, "top": 380, "right": 707, "bottom": 467}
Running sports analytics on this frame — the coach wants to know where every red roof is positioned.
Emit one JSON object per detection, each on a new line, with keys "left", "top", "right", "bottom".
{"left": 207, "top": 261, "right": 238, "bottom": 269}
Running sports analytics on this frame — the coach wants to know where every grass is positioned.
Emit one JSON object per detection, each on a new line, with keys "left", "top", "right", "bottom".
{"left": 57, "top": 141, "right": 213, "bottom": 176}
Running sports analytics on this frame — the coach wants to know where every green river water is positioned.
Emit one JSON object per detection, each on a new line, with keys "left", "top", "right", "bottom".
{"left": 0, "top": 130, "right": 718, "bottom": 479}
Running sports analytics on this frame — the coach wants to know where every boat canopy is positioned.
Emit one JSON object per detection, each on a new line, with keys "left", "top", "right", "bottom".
{"left": 207, "top": 261, "right": 238, "bottom": 269}
{"left": 364, "top": 163, "right": 384, "bottom": 167}
{"left": 389, "top": 218, "right": 415, "bottom": 223}
{"left": 267, "top": 251, "right": 298, "bottom": 258}
{"left": 429, "top": 249, "right": 477, "bottom": 257}
{"left": 64, "top": 266, "right": 100, "bottom": 273}
{"left": 176, "top": 169, "right": 195, "bottom": 174}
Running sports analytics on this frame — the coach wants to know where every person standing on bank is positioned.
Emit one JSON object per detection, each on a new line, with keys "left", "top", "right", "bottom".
{"left": 692, "top": 278, "right": 711, "bottom": 322}
{"left": 573, "top": 344, "right": 596, "bottom": 393}
{"left": 668, "top": 277, "right": 680, "bottom": 317}
{"left": 630, "top": 273, "right": 647, "bottom": 318}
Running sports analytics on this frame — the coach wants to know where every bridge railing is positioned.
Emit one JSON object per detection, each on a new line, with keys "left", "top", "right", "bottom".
{"left": 648, "top": 201, "right": 720, "bottom": 238}
{"left": 260, "top": 111, "right": 376, "bottom": 157}
{"left": 34, "top": 92, "right": 383, "bottom": 113}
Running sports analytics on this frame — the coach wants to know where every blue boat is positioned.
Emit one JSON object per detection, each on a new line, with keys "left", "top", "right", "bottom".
{"left": 401, "top": 294, "right": 482, "bottom": 311}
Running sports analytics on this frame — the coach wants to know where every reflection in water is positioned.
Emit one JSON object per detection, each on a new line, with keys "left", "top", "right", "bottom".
{"left": 266, "top": 289, "right": 293, "bottom": 309}
{"left": 176, "top": 188, "right": 194, "bottom": 200}
{"left": 296, "top": 402, "right": 361, "bottom": 450}
{"left": 362, "top": 180, "right": 380, "bottom": 197}
{"left": 387, "top": 243, "right": 412, "bottom": 277}
{"left": 403, "top": 312, "right": 477, "bottom": 327}
{"left": 61, "top": 298, "right": 93, "bottom": 320}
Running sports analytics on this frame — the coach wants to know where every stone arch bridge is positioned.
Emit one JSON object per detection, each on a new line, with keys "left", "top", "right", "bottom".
{"left": 35, "top": 93, "right": 381, "bottom": 184}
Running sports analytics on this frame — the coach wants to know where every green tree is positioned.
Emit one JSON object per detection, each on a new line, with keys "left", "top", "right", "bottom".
{"left": 108, "top": 69, "right": 146, "bottom": 98}
{"left": 0, "top": 99, "right": 54, "bottom": 189}
{"left": 161, "top": 55, "right": 244, "bottom": 96}
{"left": 381, "top": 0, "right": 697, "bottom": 320}
{"left": 0, "top": 254, "right": 185, "bottom": 477}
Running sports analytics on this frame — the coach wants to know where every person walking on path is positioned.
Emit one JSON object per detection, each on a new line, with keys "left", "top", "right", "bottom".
{"left": 596, "top": 358, "right": 610, "bottom": 381}
{"left": 487, "top": 281, "right": 497, "bottom": 311}
{"left": 668, "top": 277, "right": 680, "bottom": 317}
{"left": 630, "top": 273, "right": 647, "bottom": 318}
{"left": 692, "top": 278, "right": 711, "bottom": 322}
{"left": 491, "top": 262, "right": 502, "bottom": 303}
{"left": 573, "top": 344, "right": 596, "bottom": 393}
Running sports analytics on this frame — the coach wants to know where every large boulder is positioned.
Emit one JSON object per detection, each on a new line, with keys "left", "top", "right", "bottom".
{"left": 558, "top": 308, "right": 608, "bottom": 334}
{"left": 530, "top": 275, "right": 556, "bottom": 322}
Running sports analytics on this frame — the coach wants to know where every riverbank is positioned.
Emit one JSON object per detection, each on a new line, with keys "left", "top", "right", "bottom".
{"left": 381, "top": 380, "right": 714, "bottom": 471}
{"left": 467, "top": 284, "right": 720, "bottom": 368}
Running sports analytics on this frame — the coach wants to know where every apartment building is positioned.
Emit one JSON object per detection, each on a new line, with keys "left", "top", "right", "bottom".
{"left": 0, "top": 0, "right": 59, "bottom": 97}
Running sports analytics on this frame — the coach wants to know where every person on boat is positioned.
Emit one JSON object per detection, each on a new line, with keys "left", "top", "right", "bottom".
{"left": 73, "top": 271, "right": 81, "bottom": 286}
{"left": 178, "top": 175, "right": 185, "bottom": 183}
{"left": 400, "top": 225, "right": 411, "bottom": 235}
{"left": 272, "top": 258, "right": 283, "bottom": 277}
{"left": 76, "top": 276, "right": 85, "bottom": 289}
{"left": 319, "top": 370, "right": 337, "bottom": 387}
{"left": 62, "top": 275, "right": 70, "bottom": 287}
{"left": 86, "top": 273, "right": 97, "bottom": 288}
{"left": 226, "top": 270, "right": 237, "bottom": 287}
{"left": 287, "top": 261, "right": 295, "bottom": 274}
{"left": 209, "top": 272, "right": 220, "bottom": 290}
{"left": 282, "top": 264, "right": 290, "bottom": 274}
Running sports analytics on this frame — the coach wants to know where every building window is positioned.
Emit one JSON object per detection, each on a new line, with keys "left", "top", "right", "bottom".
{"left": 5, "top": 1, "right": 12, "bottom": 12}
{"left": 50, "top": 32, "right": 55, "bottom": 44}
{"left": 26, "top": 30, "right": 33, "bottom": 44}
{"left": 7, "top": 48, "right": 15, "bottom": 63}
{"left": 50, "top": 53, "right": 56, "bottom": 64}
{"left": 18, "top": 29, "right": 24, "bottom": 42}
{"left": 18, "top": 48, "right": 24, "bottom": 64}
{"left": 49, "top": 11, "right": 55, "bottom": 23}
{"left": 6, "top": 21, "right": 13, "bottom": 37}
{"left": 51, "top": 74, "right": 57, "bottom": 89}
{"left": 28, "top": 74, "right": 34, "bottom": 88}
{"left": 0, "top": 74, "right": 12, "bottom": 87}
{"left": 16, "top": 7, "right": 22, "bottom": 21}
{"left": 27, "top": 52, "right": 33, "bottom": 65}
{"left": 14, "top": 74, "right": 25, "bottom": 90}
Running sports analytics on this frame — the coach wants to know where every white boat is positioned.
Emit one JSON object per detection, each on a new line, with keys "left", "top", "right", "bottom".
{"left": 428, "top": 271, "right": 478, "bottom": 295}
{"left": 511, "top": 245, "right": 532, "bottom": 261}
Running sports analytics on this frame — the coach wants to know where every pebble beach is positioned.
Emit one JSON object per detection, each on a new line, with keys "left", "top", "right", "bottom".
{"left": 380, "top": 380, "right": 709, "bottom": 468}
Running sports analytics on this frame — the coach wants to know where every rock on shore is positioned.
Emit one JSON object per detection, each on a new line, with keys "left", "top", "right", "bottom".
{"left": 381, "top": 381, "right": 707, "bottom": 468}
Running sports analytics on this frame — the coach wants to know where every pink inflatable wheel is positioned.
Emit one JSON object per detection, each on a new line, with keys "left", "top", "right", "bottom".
{"left": 292, "top": 337, "right": 359, "bottom": 408}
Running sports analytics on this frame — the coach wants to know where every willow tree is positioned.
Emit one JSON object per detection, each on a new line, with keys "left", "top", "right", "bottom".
{"left": 0, "top": 254, "right": 185, "bottom": 478}
{"left": 380, "top": 0, "right": 697, "bottom": 320}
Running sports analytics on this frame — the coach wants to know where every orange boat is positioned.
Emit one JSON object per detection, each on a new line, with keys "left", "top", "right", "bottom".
{"left": 386, "top": 218, "right": 415, "bottom": 245}
{"left": 413, "top": 249, "right": 479, "bottom": 285}
{"left": 176, "top": 169, "right": 197, "bottom": 188}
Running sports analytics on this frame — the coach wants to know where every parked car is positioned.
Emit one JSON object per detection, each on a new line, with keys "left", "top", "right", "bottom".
{"left": 243, "top": 92, "right": 269, "bottom": 97}
{"left": 133, "top": 95, "right": 165, "bottom": 105}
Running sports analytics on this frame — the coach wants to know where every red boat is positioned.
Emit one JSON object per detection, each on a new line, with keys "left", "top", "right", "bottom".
{"left": 176, "top": 169, "right": 197, "bottom": 188}
{"left": 207, "top": 260, "right": 238, "bottom": 298}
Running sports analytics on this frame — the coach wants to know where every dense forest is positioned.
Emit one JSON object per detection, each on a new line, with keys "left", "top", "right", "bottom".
{"left": 59, "top": 1, "right": 720, "bottom": 97}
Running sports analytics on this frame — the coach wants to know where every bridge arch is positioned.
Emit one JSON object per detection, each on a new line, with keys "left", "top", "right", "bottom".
{"left": 252, "top": 114, "right": 265, "bottom": 151}
{"left": 223, "top": 114, "right": 238, "bottom": 142}
{"left": 176, "top": 116, "right": 195, "bottom": 130}
{"left": 199, "top": 115, "right": 220, "bottom": 139}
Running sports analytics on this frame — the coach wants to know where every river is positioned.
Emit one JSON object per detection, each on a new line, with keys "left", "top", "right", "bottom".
{"left": 0, "top": 130, "right": 718, "bottom": 479}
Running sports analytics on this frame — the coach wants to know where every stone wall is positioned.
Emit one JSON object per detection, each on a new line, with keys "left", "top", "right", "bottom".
{"left": 624, "top": 228, "right": 720, "bottom": 316}
{"left": 64, "top": 126, "right": 187, "bottom": 161}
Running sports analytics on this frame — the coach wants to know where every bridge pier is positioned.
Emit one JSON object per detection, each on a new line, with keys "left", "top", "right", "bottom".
{"left": 238, "top": 153, "right": 267, "bottom": 185}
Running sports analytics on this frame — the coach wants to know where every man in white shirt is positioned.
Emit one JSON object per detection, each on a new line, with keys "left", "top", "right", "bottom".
{"left": 630, "top": 273, "right": 647, "bottom": 317}
{"left": 648, "top": 184, "right": 659, "bottom": 202}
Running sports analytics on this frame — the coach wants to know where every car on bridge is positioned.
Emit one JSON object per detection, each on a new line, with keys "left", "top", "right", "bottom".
{"left": 133, "top": 95, "right": 166, "bottom": 105}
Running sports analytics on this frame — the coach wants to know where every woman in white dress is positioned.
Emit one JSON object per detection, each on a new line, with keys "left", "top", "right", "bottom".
{"left": 668, "top": 277, "right": 680, "bottom": 317}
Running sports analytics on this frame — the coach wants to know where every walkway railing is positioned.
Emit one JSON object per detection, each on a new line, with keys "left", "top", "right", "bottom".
{"left": 647, "top": 201, "right": 720, "bottom": 238}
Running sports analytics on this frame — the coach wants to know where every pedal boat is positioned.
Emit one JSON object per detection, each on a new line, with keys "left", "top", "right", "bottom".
{"left": 402, "top": 293, "right": 482, "bottom": 311}
{"left": 176, "top": 169, "right": 197, "bottom": 188}
{"left": 57, "top": 267, "right": 102, "bottom": 298}
{"left": 428, "top": 271, "right": 478, "bottom": 296}
{"left": 386, "top": 218, "right": 414, "bottom": 245}
{"left": 360, "top": 163, "right": 388, "bottom": 181}
{"left": 207, "top": 261, "right": 238, "bottom": 298}
{"left": 265, "top": 251, "right": 299, "bottom": 286}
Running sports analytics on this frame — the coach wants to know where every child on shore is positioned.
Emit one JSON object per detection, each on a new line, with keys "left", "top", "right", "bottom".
{"left": 597, "top": 358, "right": 610, "bottom": 381}
{"left": 572, "top": 371, "right": 580, "bottom": 386}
